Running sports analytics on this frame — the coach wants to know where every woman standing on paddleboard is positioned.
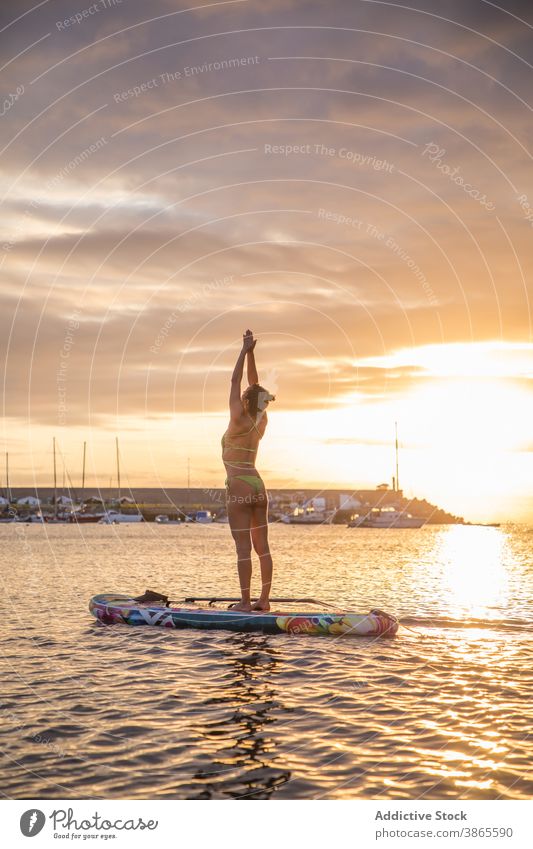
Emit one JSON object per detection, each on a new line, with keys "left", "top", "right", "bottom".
{"left": 221, "top": 330, "right": 275, "bottom": 612}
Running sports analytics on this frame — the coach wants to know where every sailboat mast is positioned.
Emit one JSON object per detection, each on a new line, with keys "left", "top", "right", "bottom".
{"left": 81, "top": 441, "right": 86, "bottom": 497}
{"left": 53, "top": 437, "right": 58, "bottom": 518}
{"left": 395, "top": 422, "right": 400, "bottom": 493}
{"left": 5, "top": 451, "right": 10, "bottom": 502}
{"left": 116, "top": 437, "right": 121, "bottom": 512}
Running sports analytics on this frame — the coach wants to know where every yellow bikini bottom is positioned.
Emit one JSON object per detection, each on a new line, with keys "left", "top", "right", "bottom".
{"left": 225, "top": 474, "right": 264, "bottom": 496}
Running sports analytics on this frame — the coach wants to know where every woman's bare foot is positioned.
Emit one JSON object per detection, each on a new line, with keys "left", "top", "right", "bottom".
{"left": 251, "top": 599, "right": 270, "bottom": 612}
{"left": 228, "top": 601, "right": 252, "bottom": 612}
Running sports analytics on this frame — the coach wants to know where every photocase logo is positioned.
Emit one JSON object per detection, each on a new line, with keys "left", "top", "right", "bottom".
{"left": 20, "top": 809, "right": 46, "bottom": 837}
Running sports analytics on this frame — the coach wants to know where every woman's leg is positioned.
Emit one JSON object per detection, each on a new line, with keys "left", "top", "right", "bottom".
{"left": 226, "top": 482, "right": 253, "bottom": 611}
{"left": 250, "top": 493, "right": 272, "bottom": 611}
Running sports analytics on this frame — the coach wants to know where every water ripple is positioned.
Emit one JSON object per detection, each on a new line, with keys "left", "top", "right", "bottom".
{"left": 0, "top": 523, "right": 532, "bottom": 799}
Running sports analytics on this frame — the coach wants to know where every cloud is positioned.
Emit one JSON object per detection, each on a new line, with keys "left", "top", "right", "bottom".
{"left": 1, "top": 0, "right": 531, "bottom": 433}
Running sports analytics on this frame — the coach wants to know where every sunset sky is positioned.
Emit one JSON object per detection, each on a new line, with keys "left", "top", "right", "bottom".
{"left": 1, "top": 0, "right": 532, "bottom": 522}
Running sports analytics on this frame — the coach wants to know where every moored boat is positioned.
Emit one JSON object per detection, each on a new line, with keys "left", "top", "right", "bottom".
{"left": 192, "top": 510, "right": 214, "bottom": 523}
{"left": 69, "top": 511, "right": 106, "bottom": 523}
{"left": 98, "top": 510, "right": 144, "bottom": 524}
{"left": 281, "top": 499, "right": 334, "bottom": 525}
{"left": 349, "top": 507, "right": 425, "bottom": 528}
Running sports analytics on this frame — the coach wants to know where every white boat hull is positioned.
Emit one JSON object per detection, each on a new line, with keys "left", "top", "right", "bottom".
{"left": 282, "top": 515, "right": 331, "bottom": 524}
{"left": 349, "top": 516, "right": 425, "bottom": 529}
{"left": 99, "top": 512, "right": 144, "bottom": 524}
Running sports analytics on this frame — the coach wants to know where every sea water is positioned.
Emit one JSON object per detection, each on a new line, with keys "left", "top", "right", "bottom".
{"left": 0, "top": 523, "right": 531, "bottom": 800}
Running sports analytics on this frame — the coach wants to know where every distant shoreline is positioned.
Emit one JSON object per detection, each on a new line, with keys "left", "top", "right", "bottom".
{"left": 3, "top": 486, "right": 465, "bottom": 524}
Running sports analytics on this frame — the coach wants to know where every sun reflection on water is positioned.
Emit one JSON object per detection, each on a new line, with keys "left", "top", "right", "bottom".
{"left": 436, "top": 526, "right": 511, "bottom": 620}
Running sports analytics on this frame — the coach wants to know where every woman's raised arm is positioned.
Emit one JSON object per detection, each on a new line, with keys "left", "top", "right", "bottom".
{"left": 247, "top": 346, "right": 259, "bottom": 385}
{"left": 229, "top": 331, "right": 255, "bottom": 418}
{"left": 229, "top": 348, "right": 246, "bottom": 418}
{"left": 230, "top": 348, "right": 246, "bottom": 386}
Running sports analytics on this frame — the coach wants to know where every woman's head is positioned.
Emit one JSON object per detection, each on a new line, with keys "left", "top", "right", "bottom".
{"left": 242, "top": 383, "right": 275, "bottom": 419}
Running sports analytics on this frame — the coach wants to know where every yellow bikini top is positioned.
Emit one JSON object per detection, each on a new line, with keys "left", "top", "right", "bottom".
{"left": 221, "top": 416, "right": 263, "bottom": 467}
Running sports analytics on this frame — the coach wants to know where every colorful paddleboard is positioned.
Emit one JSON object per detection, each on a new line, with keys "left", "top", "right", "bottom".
{"left": 89, "top": 593, "right": 399, "bottom": 637}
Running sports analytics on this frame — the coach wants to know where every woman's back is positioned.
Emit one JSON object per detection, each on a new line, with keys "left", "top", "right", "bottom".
{"left": 222, "top": 414, "right": 266, "bottom": 470}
